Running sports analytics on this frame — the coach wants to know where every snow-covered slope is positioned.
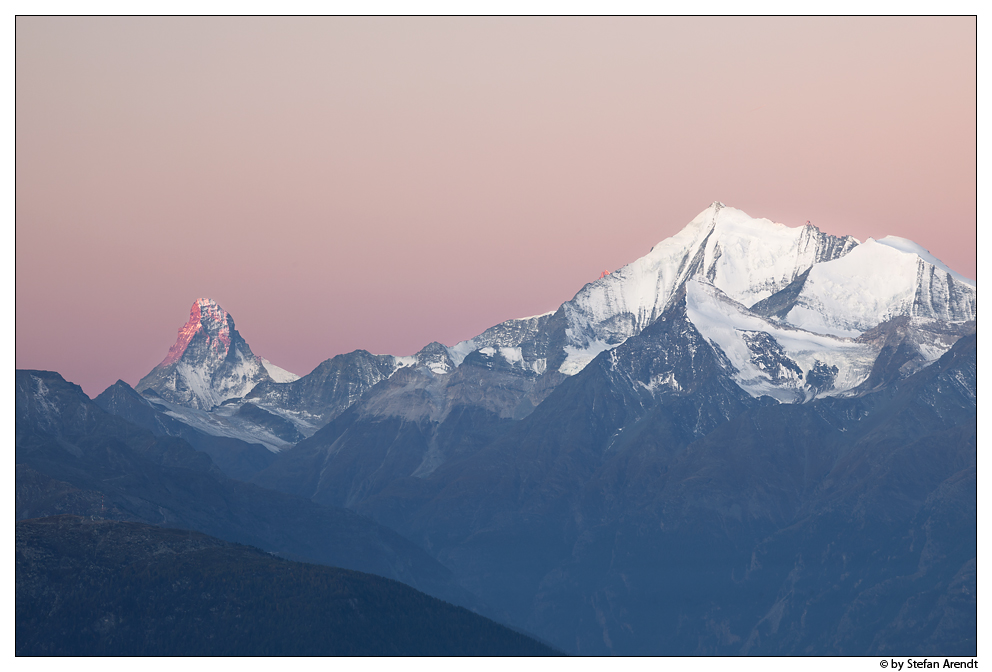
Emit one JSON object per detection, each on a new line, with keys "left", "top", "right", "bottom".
{"left": 447, "top": 312, "right": 555, "bottom": 376}
{"left": 685, "top": 279, "right": 876, "bottom": 402}
{"left": 261, "top": 359, "right": 300, "bottom": 384}
{"left": 875, "top": 235, "right": 975, "bottom": 286}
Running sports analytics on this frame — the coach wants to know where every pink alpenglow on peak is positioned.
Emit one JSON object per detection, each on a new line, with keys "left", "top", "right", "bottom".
{"left": 160, "top": 298, "right": 232, "bottom": 367}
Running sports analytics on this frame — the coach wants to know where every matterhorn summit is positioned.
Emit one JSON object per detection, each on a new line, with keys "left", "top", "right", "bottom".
{"left": 136, "top": 298, "right": 298, "bottom": 409}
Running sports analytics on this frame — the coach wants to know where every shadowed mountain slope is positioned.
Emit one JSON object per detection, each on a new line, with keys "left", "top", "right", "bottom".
{"left": 291, "top": 319, "right": 976, "bottom": 654}
{"left": 15, "top": 369, "right": 477, "bottom": 609}
{"left": 94, "top": 379, "right": 278, "bottom": 482}
{"left": 16, "top": 515, "right": 561, "bottom": 656}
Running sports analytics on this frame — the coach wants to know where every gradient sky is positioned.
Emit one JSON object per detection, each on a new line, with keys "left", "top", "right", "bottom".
{"left": 16, "top": 16, "right": 977, "bottom": 397}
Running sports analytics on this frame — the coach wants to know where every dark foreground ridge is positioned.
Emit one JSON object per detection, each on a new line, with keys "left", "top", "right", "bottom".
{"left": 16, "top": 515, "right": 562, "bottom": 656}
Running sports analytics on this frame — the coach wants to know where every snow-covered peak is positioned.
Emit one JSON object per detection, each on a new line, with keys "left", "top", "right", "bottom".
{"left": 874, "top": 236, "right": 976, "bottom": 287}
{"left": 261, "top": 358, "right": 300, "bottom": 383}
{"left": 138, "top": 298, "right": 296, "bottom": 409}
{"left": 784, "top": 238, "right": 977, "bottom": 336}
{"left": 558, "top": 204, "right": 859, "bottom": 362}
{"left": 642, "top": 203, "right": 859, "bottom": 307}
{"left": 160, "top": 298, "right": 231, "bottom": 367}
{"left": 413, "top": 342, "right": 456, "bottom": 375}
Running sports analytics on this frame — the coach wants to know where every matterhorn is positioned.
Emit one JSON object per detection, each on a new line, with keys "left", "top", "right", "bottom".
{"left": 136, "top": 298, "right": 298, "bottom": 410}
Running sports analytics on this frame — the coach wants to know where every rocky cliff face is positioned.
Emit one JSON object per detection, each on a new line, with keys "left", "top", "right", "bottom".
{"left": 245, "top": 349, "right": 400, "bottom": 427}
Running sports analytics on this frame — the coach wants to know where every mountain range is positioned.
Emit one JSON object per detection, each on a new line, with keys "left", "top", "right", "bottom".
{"left": 16, "top": 203, "right": 976, "bottom": 655}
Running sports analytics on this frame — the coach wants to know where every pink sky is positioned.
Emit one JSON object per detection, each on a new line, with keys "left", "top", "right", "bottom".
{"left": 16, "top": 17, "right": 977, "bottom": 397}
